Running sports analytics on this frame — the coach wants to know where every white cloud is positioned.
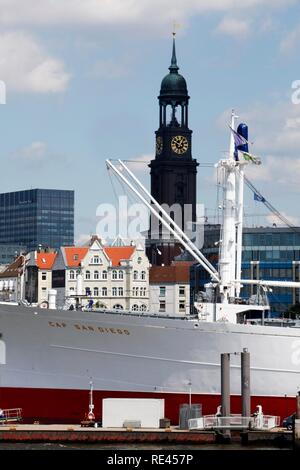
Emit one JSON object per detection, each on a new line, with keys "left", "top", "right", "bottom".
{"left": 0, "top": 0, "right": 294, "bottom": 28}
{"left": 266, "top": 213, "right": 300, "bottom": 226}
{"left": 127, "top": 154, "right": 154, "bottom": 174}
{"left": 0, "top": 31, "right": 70, "bottom": 93}
{"left": 217, "top": 97, "right": 300, "bottom": 194}
{"left": 11, "top": 141, "right": 47, "bottom": 163}
{"left": 280, "top": 23, "right": 300, "bottom": 54}
{"left": 246, "top": 155, "right": 300, "bottom": 190}
{"left": 215, "top": 17, "right": 250, "bottom": 38}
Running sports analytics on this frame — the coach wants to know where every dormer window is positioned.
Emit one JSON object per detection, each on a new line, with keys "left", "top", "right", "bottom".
{"left": 74, "top": 254, "right": 78, "bottom": 261}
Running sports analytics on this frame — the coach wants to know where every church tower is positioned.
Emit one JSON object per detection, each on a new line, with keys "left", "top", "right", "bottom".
{"left": 147, "top": 37, "right": 198, "bottom": 265}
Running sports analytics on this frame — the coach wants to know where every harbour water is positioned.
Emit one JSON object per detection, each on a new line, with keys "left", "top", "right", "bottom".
{"left": 0, "top": 442, "right": 291, "bottom": 450}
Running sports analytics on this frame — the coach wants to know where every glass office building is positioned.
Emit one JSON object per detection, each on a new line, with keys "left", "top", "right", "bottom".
{"left": 0, "top": 189, "right": 74, "bottom": 252}
{"left": 0, "top": 243, "right": 26, "bottom": 264}
{"left": 190, "top": 225, "right": 300, "bottom": 317}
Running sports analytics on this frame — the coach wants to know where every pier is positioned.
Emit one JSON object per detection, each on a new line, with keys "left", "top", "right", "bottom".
{"left": 0, "top": 423, "right": 293, "bottom": 447}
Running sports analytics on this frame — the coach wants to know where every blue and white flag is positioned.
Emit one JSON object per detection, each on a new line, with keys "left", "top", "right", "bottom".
{"left": 229, "top": 126, "right": 248, "bottom": 148}
{"left": 254, "top": 193, "right": 265, "bottom": 202}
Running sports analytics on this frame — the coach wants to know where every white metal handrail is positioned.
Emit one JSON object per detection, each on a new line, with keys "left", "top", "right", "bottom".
{"left": 0, "top": 408, "right": 22, "bottom": 424}
{"left": 188, "top": 414, "right": 280, "bottom": 431}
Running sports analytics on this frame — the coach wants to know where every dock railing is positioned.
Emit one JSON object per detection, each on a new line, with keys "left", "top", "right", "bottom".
{"left": 0, "top": 408, "right": 22, "bottom": 424}
{"left": 188, "top": 414, "right": 280, "bottom": 431}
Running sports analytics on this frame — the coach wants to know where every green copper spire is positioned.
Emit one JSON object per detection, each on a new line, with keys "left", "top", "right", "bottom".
{"left": 169, "top": 36, "right": 179, "bottom": 73}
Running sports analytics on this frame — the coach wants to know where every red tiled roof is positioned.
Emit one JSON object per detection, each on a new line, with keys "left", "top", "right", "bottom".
{"left": 149, "top": 262, "right": 193, "bottom": 284}
{"left": 0, "top": 256, "right": 26, "bottom": 278}
{"left": 104, "top": 246, "right": 135, "bottom": 267}
{"left": 64, "top": 247, "right": 88, "bottom": 267}
{"left": 37, "top": 252, "right": 57, "bottom": 270}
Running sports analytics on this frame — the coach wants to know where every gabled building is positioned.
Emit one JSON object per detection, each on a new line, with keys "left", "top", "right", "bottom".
{"left": 63, "top": 236, "right": 150, "bottom": 311}
{"left": 0, "top": 255, "right": 27, "bottom": 303}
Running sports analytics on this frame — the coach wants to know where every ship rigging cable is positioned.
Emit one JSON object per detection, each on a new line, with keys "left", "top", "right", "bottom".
{"left": 108, "top": 159, "right": 299, "bottom": 231}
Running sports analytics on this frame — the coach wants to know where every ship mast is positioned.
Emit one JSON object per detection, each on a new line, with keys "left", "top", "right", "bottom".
{"left": 218, "top": 111, "right": 237, "bottom": 302}
{"left": 106, "top": 110, "right": 300, "bottom": 317}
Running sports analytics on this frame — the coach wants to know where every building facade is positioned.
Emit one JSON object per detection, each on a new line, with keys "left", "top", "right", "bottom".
{"left": 62, "top": 236, "right": 150, "bottom": 311}
{"left": 190, "top": 225, "right": 300, "bottom": 317}
{"left": 149, "top": 261, "right": 192, "bottom": 315}
{"left": 147, "top": 38, "right": 198, "bottom": 266}
{"left": 0, "top": 189, "right": 74, "bottom": 251}
{"left": 0, "top": 255, "right": 27, "bottom": 303}
{"left": 25, "top": 251, "right": 57, "bottom": 305}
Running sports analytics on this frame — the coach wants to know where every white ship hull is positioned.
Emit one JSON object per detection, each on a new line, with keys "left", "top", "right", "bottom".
{"left": 0, "top": 303, "right": 299, "bottom": 423}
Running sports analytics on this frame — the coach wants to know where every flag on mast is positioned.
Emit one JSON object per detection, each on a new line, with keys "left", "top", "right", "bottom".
{"left": 229, "top": 125, "right": 249, "bottom": 147}
{"left": 254, "top": 193, "right": 265, "bottom": 202}
{"left": 238, "top": 150, "right": 261, "bottom": 165}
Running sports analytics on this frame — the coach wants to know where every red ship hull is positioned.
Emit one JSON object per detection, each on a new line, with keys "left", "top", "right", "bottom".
{"left": 0, "top": 387, "right": 296, "bottom": 424}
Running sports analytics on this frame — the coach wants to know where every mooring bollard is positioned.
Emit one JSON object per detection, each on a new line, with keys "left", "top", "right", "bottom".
{"left": 241, "top": 348, "right": 251, "bottom": 420}
{"left": 221, "top": 353, "right": 231, "bottom": 441}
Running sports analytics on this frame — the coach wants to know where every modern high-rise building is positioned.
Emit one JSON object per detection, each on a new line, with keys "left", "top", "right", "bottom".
{"left": 0, "top": 189, "right": 74, "bottom": 252}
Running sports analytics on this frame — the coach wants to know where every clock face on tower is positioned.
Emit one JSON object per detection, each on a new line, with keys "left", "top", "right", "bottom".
{"left": 156, "top": 136, "right": 163, "bottom": 155}
{"left": 171, "top": 135, "right": 188, "bottom": 155}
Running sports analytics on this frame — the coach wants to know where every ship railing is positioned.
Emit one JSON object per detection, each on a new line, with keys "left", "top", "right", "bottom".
{"left": 188, "top": 414, "right": 280, "bottom": 430}
{"left": 0, "top": 408, "right": 22, "bottom": 424}
{"left": 253, "top": 415, "right": 280, "bottom": 430}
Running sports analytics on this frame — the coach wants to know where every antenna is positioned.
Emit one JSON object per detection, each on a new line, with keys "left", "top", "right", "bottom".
{"left": 87, "top": 379, "right": 95, "bottom": 422}
{"left": 172, "top": 21, "right": 181, "bottom": 37}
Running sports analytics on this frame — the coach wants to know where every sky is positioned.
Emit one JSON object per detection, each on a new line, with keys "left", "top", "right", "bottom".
{"left": 1, "top": 0, "right": 300, "bottom": 243}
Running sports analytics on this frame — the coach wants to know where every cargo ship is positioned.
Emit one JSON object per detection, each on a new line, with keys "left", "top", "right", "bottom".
{"left": 1, "top": 113, "right": 300, "bottom": 424}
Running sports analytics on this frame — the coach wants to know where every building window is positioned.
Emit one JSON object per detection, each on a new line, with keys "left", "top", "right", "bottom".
{"left": 41, "top": 272, "right": 47, "bottom": 281}
{"left": 85, "top": 287, "right": 91, "bottom": 296}
{"left": 112, "top": 287, "right": 117, "bottom": 296}
{"left": 140, "top": 304, "right": 147, "bottom": 312}
{"left": 76, "top": 270, "right": 80, "bottom": 278}
{"left": 69, "top": 270, "right": 75, "bottom": 280}
{"left": 85, "top": 270, "right": 91, "bottom": 280}
{"left": 133, "top": 271, "right": 138, "bottom": 280}
{"left": 94, "top": 287, "right": 99, "bottom": 296}
{"left": 179, "top": 286, "right": 185, "bottom": 297}
{"left": 91, "top": 255, "right": 100, "bottom": 264}
{"left": 94, "top": 271, "right": 99, "bottom": 280}
{"left": 159, "top": 286, "right": 166, "bottom": 297}
{"left": 159, "top": 300, "right": 166, "bottom": 312}
{"left": 112, "top": 270, "right": 118, "bottom": 280}
{"left": 179, "top": 301, "right": 185, "bottom": 312}
{"left": 118, "top": 287, "right": 124, "bottom": 296}
{"left": 102, "top": 287, "right": 107, "bottom": 296}
{"left": 118, "top": 270, "right": 124, "bottom": 280}
{"left": 102, "top": 270, "right": 108, "bottom": 280}
{"left": 133, "top": 287, "right": 139, "bottom": 296}
{"left": 132, "top": 304, "right": 139, "bottom": 311}
{"left": 113, "top": 304, "right": 123, "bottom": 310}
{"left": 42, "top": 287, "right": 47, "bottom": 292}
{"left": 137, "top": 257, "right": 142, "bottom": 264}
{"left": 74, "top": 254, "right": 78, "bottom": 261}
{"left": 141, "top": 271, "right": 146, "bottom": 280}
{"left": 141, "top": 287, "right": 146, "bottom": 297}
